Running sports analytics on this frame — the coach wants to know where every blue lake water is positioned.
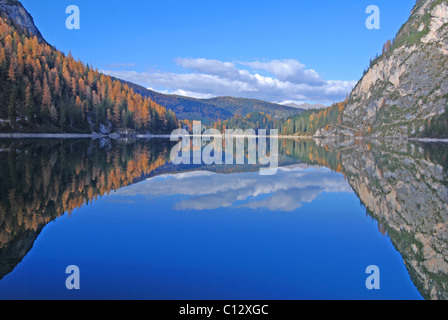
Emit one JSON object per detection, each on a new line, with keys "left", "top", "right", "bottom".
{"left": 0, "top": 138, "right": 446, "bottom": 300}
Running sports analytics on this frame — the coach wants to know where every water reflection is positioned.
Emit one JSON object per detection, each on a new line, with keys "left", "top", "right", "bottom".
{"left": 321, "top": 139, "right": 448, "bottom": 300}
{"left": 114, "top": 167, "right": 352, "bottom": 212}
{"left": 0, "top": 138, "right": 174, "bottom": 281}
{"left": 0, "top": 137, "right": 446, "bottom": 299}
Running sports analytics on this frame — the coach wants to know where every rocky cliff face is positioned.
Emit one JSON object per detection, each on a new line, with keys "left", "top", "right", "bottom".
{"left": 0, "top": 0, "right": 44, "bottom": 41}
{"left": 322, "top": 0, "right": 448, "bottom": 138}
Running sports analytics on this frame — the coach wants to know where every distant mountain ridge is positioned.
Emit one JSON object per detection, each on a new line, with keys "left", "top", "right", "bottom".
{"left": 116, "top": 80, "right": 234, "bottom": 123}
{"left": 120, "top": 80, "right": 304, "bottom": 124}
{"left": 202, "top": 96, "right": 304, "bottom": 118}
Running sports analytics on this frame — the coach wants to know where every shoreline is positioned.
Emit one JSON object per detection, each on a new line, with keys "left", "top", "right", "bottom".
{"left": 1, "top": 132, "right": 448, "bottom": 142}
{"left": 408, "top": 137, "right": 448, "bottom": 143}
{"left": 0, "top": 133, "right": 170, "bottom": 139}
{"left": 0, "top": 133, "right": 106, "bottom": 139}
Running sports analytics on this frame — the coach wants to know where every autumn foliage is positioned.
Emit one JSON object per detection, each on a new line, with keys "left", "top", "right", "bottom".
{"left": 0, "top": 15, "right": 178, "bottom": 133}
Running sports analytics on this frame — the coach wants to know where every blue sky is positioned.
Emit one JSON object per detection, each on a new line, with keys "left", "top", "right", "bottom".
{"left": 20, "top": 0, "right": 416, "bottom": 105}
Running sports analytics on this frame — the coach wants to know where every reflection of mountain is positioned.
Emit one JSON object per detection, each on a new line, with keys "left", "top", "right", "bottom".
{"left": 0, "top": 223, "right": 43, "bottom": 283}
{"left": 0, "top": 138, "right": 173, "bottom": 280}
{"left": 271, "top": 137, "right": 448, "bottom": 299}
{"left": 325, "top": 139, "right": 448, "bottom": 300}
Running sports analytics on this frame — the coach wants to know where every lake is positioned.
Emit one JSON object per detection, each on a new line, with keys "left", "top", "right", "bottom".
{"left": 0, "top": 137, "right": 446, "bottom": 300}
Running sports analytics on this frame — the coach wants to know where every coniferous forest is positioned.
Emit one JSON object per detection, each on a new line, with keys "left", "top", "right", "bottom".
{"left": 0, "top": 15, "right": 178, "bottom": 134}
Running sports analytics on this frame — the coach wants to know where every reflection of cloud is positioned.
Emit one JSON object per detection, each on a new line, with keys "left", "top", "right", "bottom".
{"left": 102, "top": 58, "right": 356, "bottom": 104}
{"left": 239, "top": 187, "right": 322, "bottom": 212}
{"left": 112, "top": 166, "right": 352, "bottom": 212}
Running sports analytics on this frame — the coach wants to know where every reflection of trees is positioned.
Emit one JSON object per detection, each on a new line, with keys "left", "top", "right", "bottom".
{"left": 0, "top": 138, "right": 173, "bottom": 280}
{"left": 278, "top": 138, "right": 344, "bottom": 173}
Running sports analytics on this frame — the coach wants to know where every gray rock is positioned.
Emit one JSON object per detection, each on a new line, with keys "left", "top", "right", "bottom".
{"left": 0, "top": 0, "right": 45, "bottom": 42}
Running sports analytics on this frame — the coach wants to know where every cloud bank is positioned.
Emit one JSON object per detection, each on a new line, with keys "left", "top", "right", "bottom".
{"left": 102, "top": 58, "right": 356, "bottom": 104}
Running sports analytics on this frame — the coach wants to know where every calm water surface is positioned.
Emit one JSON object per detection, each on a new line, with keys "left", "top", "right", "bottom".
{"left": 0, "top": 138, "right": 447, "bottom": 300}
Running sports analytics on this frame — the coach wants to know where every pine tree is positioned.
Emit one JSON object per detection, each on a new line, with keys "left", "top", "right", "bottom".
{"left": 25, "top": 84, "right": 34, "bottom": 122}
{"left": 8, "top": 57, "right": 16, "bottom": 81}
{"left": 42, "top": 77, "right": 52, "bottom": 110}
{"left": 8, "top": 85, "right": 17, "bottom": 125}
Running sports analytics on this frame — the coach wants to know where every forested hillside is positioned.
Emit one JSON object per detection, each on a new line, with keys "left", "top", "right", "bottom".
{"left": 212, "top": 99, "right": 347, "bottom": 136}
{"left": 0, "top": 14, "right": 178, "bottom": 134}
{"left": 120, "top": 80, "right": 233, "bottom": 124}
{"left": 200, "top": 96, "right": 304, "bottom": 119}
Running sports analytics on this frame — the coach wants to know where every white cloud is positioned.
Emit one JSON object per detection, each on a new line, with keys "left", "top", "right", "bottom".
{"left": 241, "top": 59, "right": 324, "bottom": 85}
{"left": 176, "top": 58, "right": 242, "bottom": 80}
{"left": 171, "top": 90, "right": 216, "bottom": 99}
{"left": 102, "top": 58, "right": 356, "bottom": 104}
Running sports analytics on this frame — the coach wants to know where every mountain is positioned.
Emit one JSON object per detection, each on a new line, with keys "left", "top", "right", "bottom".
{"left": 200, "top": 96, "right": 304, "bottom": 119}
{"left": 0, "top": 0, "right": 43, "bottom": 41}
{"left": 117, "top": 80, "right": 234, "bottom": 123}
{"left": 120, "top": 81, "right": 303, "bottom": 124}
{"left": 0, "top": 1, "right": 178, "bottom": 134}
{"left": 319, "top": 0, "right": 448, "bottom": 138}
